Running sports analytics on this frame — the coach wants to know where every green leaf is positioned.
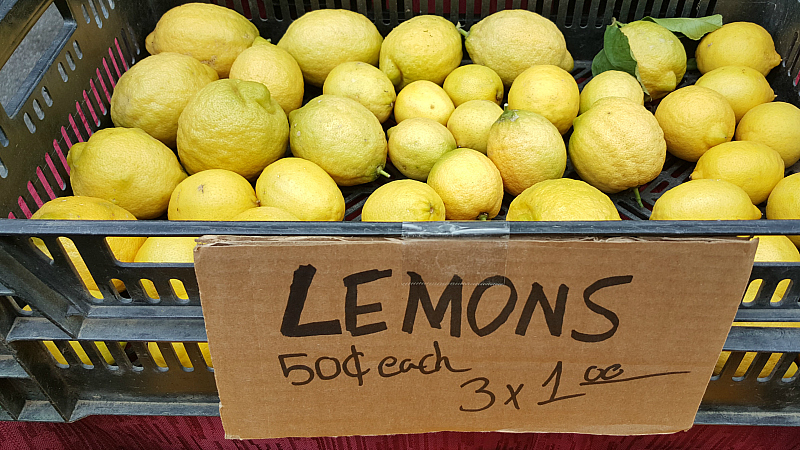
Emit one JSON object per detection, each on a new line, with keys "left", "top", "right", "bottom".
{"left": 591, "top": 21, "right": 649, "bottom": 96}
{"left": 640, "top": 14, "right": 722, "bottom": 40}
{"left": 687, "top": 57, "right": 698, "bottom": 71}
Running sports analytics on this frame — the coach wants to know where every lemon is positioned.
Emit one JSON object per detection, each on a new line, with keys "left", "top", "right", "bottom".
{"left": 277, "top": 9, "right": 383, "bottom": 86}
{"left": 650, "top": 179, "right": 761, "bottom": 220}
{"left": 443, "top": 65, "right": 504, "bottom": 107}
{"left": 742, "top": 236, "right": 800, "bottom": 304}
{"left": 578, "top": 70, "right": 643, "bottom": 115}
{"left": 619, "top": 20, "right": 686, "bottom": 100}
{"left": 289, "top": 95, "right": 387, "bottom": 186}
{"left": 447, "top": 100, "right": 504, "bottom": 154}
{"left": 715, "top": 351, "right": 797, "bottom": 379}
{"left": 177, "top": 79, "right": 289, "bottom": 181}
{"left": 255, "top": 158, "right": 345, "bottom": 221}
{"left": 569, "top": 97, "right": 666, "bottom": 194}
{"left": 427, "top": 148, "right": 504, "bottom": 220}
{"left": 654, "top": 85, "right": 735, "bottom": 162}
{"left": 387, "top": 118, "right": 457, "bottom": 181}
{"left": 231, "top": 207, "right": 299, "bottom": 221}
{"left": 506, "top": 178, "right": 621, "bottom": 221}
{"left": 145, "top": 3, "right": 258, "bottom": 78}
{"left": 30, "top": 196, "right": 145, "bottom": 298}
{"left": 464, "top": 10, "right": 572, "bottom": 87}
{"left": 380, "top": 15, "right": 462, "bottom": 89}
{"left": 486, "top": 109, "right": 566, "bottom": 196}
{"left": 111, "top": 53, "right": 218, "bottom": 147}
{"left": 361, "top": 180, "right": 446, "bottom": 222}
{"left": 229, "top": 37, "right": 304, "bottom": 115}
{"left": 134, "top": 237, "right": 197, "bottom": 300}
{"left": 148, "top": 342, "right": 213, "bottom": 369}
{"left": 168, "top": 169, "right": 259, "bottom": 220}
{"left": 323, "top": 61, "right": 397, "bottom": 123}
{"left": 766, "top": 173, "right": 800, "bottom": 247}
{"left": 696, "top": 22, "right": 782, "bottom": 76}
{"left": 393, "top": 80, "right": 455, "bottom": 125}
{"left": 691, "top": 141, "right": 784, "bottom": 205}
{"left": 507, "top": 65, "right": 580, "bottom": 134}
{"left": 736, "top": 102, "right": 800, "bottom": 167}
{"left": 695, "top": 66, "right": 775, "bottom": 122}
{"left": 67, "top": 128, "right": 187, "bottom": 219}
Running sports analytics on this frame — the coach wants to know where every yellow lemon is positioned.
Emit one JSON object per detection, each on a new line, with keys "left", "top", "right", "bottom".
{"left": 650, "top": 179, "right": 762, "bottom": 220}
{"left": 30, "top": 196, "right": 145, "bottom": 298}
{"left": 447, "top": 100, "right": 504, "bottom": 154}
{"left": 380, "top": 15, "right": 462, "bottom": 89}
{"left": 696, "top": 22, "right": 782, "bottom": 76}
{"left": 394, "top": 80, "right": 455, "bottom": 125}
{"left": 168, "top": 169, "right": 258, "bottom": 220}
{"left": 695, "top": 66, "right": 775, "bottom": 122}
{"left": 289, "top": 95, "right": 387, "bottom": 186}
{"left": 486, "top": 109, "right": 566, "bottom": 196}
{"left": 736, "top": 102, "right": 800, "bottom": 167}
{"left": 766, "top": 173, "right": 800, "bottom": 247}
{"left": 691, "top": 141, "right": 784, "bottom": 205}
{"left": 443, "top": 65, "right": 504, "bottom": 107}
{"left": 323, "top": 61, "right": 397, "bottom": 123}
{"left": 67, "top": 128, "right": 187, "bottom": 219}
{"left": 148, "top": 342, "right": 213, "bottom": 369}
{"left": 715, "top": 351, "right": 797, "bottom": 379}
{"left": 742, "top": 235, "right": 800, "bottom": 304}
{"left": 465, "top": 10, "right": 572, "bottom": 87}
{"left": 277, "top": 9, "right": 383, "bottom": 86}
{"left": 37, "top": 337, "right": 120, "bottom": 367}
{"left": 177, "top": 79, "right": 289, "bottom": 181}
{"left": 230, "top": 207, "right": 299, "bottom": 221}
{"left": 506, "top": 178, "right": 621, "bottom": 221}
{"left": 255, "top": 158, "right": 345, "bottom": 221}
{"left": 145, "top": 3, "right": 258, "bottom": 78}
{"left": 569, "top": 97, "right": 666, "bottom": 193}
{"left": 578, "top": 70, "right": 643, "bottom": 115}
{"left": 387, "top": 118, "right": 457, "bottom": 181}
{"left": 619, "top": 20, "right": 686, "bottom": 100}
{"left": 654, "top": 85, "right": 736, "bottom": 162}
{"left": 361, "top": 180, "right": 446, "bottom": 222}
{"left": 111, "top": 52, "right": 218, "bottom": 147}
{"left": 229, "top": 37, "right": 304, "bottom": 115}
{"left": 134, "top": 237, "right": 198, "bottom": 300}
{"left": 427, "top": 148, "right": 504, "bottom": 220}
{"left": 507, "top": 65, "right": 579, "bottom": 134}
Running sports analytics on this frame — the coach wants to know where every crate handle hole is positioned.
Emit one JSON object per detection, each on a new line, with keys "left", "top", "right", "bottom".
{"left": 42, "top": 341, "right": 69, "bottom": 368}
{"left": 41, "top": 87, "right": 53, "bottom": 107}
{"left": 170, "top": 279, "right": 190, "bottom": 302}
{"left": 741, "top": 279, "right": 762, "bottom": 305}
{"left": 80, "top": 4, "right": 91, "bottom": 23}
{"left": 70, "top": 341, "right": 95, "bottom": 369}
{"left": 771, "top": 279, "right": 793, "bottom": 304}
{"left": 88, "top": 0, "right": 103, "bottom": 28}
{"left": 139, "top": 278, "right": 160, "bottom": 301}
{"left": 23, "top": 112, "right": 35, "bottom": 133}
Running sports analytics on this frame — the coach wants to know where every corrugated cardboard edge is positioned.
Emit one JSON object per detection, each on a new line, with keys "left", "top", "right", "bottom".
{"left": 196, "top": 234, "right": 756, "bottom": 439}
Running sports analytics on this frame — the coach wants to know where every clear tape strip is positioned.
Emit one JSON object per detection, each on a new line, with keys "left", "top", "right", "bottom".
{"left": 401, "top": 221, "right": 511, "bottom": 239}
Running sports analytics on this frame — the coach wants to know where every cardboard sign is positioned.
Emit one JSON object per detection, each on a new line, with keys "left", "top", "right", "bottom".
{"left": 195, "top": 236, "right": 757, "bottom": 439}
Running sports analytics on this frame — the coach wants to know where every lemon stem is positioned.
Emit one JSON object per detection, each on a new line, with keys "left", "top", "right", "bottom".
{"left": 457, "top": 25, "right": 469, "bottom": 38}
{"left": 632, "top": 186, "right": 644, "bottom": 209}
{"left": 477, "top": 213, "right": 489, "bottom": 221}
{"left": 378, "top": 168, "right": 391, "bottom": 178}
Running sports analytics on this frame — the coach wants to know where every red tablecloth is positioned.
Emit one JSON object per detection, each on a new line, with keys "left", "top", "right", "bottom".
{"left": 2, "top": 417, "right": 800, "bottom": 450}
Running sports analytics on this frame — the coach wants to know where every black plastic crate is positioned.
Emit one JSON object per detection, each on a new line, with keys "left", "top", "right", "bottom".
{"left": 0, "top": 0, "right": 798, "bottom": 424}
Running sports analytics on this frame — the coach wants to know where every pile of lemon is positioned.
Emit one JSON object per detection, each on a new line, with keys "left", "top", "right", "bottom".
{"left": 31, "top": 3, "right": 800, "bottom": 282}
{"left": 26, "top": 3, "right": 800, "bottom": 375}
